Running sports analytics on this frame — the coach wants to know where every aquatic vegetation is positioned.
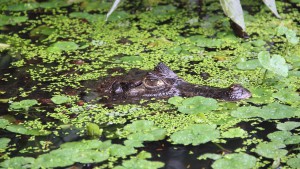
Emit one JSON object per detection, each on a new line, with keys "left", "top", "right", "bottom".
{"left": 258, "top": 51, "right": 289, "bottom": 77}
{"left": 168, "top": 96, "right": 219, "bottom": 114}
{"left": 50, "top": 95, "right": 71, "bottom": 104}
{"left": 276, "top": 121, "right": 300, "bottom": 131}
{"left": 211, "top": 153, "right": 257, "bottom": 169}
{"left": 118, "top": 120, "right": 167, "bottom": 145}
{"left": 0, "top": 0, "right": 299, "bottom": 168}
{"left": 9, "top": 99, "right": 38, "bottom": 111}
{"left": 170, "top": 124, "right": 220, "bottom": 145}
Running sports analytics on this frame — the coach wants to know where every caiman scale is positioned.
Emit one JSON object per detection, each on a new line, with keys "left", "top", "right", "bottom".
{"left": 86, "top": 63, "right": 251, "bottom": 103}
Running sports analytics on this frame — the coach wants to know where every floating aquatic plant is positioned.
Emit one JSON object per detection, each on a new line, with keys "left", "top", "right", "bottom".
{"left": 170, "top": 124, "right": 220, "bottom": 145}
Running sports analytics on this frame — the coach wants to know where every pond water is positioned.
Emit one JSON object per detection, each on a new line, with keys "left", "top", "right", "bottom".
{"left": 0, "top": 0, "right": 300, "bottom": 169}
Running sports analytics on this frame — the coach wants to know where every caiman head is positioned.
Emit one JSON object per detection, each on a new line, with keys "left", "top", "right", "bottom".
{"left": 110, "top": 62, "right": 181, "bottom": 99}
{"left": 100, "top": 62, "right": 251, "bottom": 102}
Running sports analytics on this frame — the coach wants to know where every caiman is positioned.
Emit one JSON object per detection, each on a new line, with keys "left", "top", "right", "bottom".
{"left": 84, "top": 63, "right": 251, "bottom": 103}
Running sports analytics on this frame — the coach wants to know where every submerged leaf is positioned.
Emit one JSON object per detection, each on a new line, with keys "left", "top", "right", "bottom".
{"left": 170, "top": 124, "right": 220, "bottom": 145}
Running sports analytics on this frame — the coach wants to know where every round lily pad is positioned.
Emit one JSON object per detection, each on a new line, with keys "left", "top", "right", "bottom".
{"left": 212, "top": 153, "right": 256, "bottom": 169}
{"left": 170, "top": 124, "right": 220, "bottom": 145}
{"left": 177, "top": 96, "right": 218, "bottom": 114}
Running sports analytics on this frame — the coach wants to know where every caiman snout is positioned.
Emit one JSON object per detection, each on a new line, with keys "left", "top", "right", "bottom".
{"left": 227, "top": 84, "right": 252, "bottom": 101}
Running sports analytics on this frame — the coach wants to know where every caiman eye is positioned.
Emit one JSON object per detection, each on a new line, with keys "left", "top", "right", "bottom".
{"left": 143, "top": 78, "right": 165, "bottom": 89}
{"left": 112, "top": 83, "right": 123, "bottom": 94}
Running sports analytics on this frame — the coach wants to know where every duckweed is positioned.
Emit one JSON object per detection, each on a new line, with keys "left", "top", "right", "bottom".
{"left": 0, "top": 0, "right": 299, "bottom": 168}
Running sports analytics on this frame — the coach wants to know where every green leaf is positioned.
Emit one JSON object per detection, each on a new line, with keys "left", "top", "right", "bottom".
{"left": 0, "top": 15, "right": 28, "bottom": 26}
{"left": 287, "top": 156, "right": 300, "bottom": 168}
{"left": 212, "top": 153, "right": 257, "bottom": 169}
{"left": 254, "top": 142, "right": 287, "bottom": 159}
{"left": 260, "top": 103, "right": 298, "bottom": 120}
{"left": 230, "top": 106, "right": 261, "bottom": 119}
{"left": 198, "top": 153, "right": 222, "bottom": 160}
{"left": 33, "top": 140, "right": 111, "bottom": 168}
{"left": 60, "top": 140, "right": 111, "bottom": 150}
{"left": 0, "top": 138, "right": 10, "bottom": 151}
{"left": 267, "top": 131, "right": 292, "bottom": 143}
{"left": 109, "top": 144, "right": 137, "bottom": 157}
{"left": 284, "top": 135, "right": 300, "bottom": 145}
{"left": 277, "top": 25, "right": 288, "bottom": 36}
{"left": 177, "top": 96, "right": 218, "bottom": 114}
{"left": 6, "top": 3, "right": 39, "bottom": 11}
{"left": 221, "top": 128, "right": 247, "bottom": 138}
{"left": 0, "top": 118, "right": 10, "bottom": 129}
{"left": 0, "top": 157, "right": 35, "bottom": 169}
{"left": 236, "top": 59, "right": 261, "bottom": 70}
{"left": 70, "top": 12, "right": 105, "bottom": 22}
{"left": 120, "top": 56, "right": 143, "bottom": 63}
{"left": 39, "top": 1, "right": 70, "bottom": 9}
{"left": 6, "top": 124, "right": 51, "bottom": 136}
{"left": 9, "top": 99, "right": 38, "bottom": 111}
{"left": 124, "top": 139, "right": 144, "bottom": 148}
{"left": 51, "top": 95, "right": 71, "bottom": 104}
{"left": 114, "top": 158, "right": 164, "bottom": 169}
{"left": 114, "top": 151, "right": 164, "bottom": 169}
{"left": 285, "top": 29, "right": 299, "bottom": 45}
{"left": 170, "top": 124, "right": 220, "bottom": 145}
{"left": 276, "top": 121, "right": 300, "bottom": 131}
{"left": 168, "top": 96, "right": 184, "bottom": 106}
{"left": 258, "top": 51, "right": 289, "bottom": 77}
{"left": 231, "top": 103, "right": 298, "bottom": 120}
{"left": 247, "top": 87, "right": 273, "bottom": 104}
{"left": 47, "top": 41, "right": 79, "bottom": 52}
{"left": 272, "top": 89, "right": 300, "bottom": 105}
{"left": 277, "top": 26, "right": 299, "bottom": 45}
{"left": 122, "top": 120, "right": 166, "bottom": 142}
{"left": 86, "top": 123, "right": 103, "bottom": 138}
